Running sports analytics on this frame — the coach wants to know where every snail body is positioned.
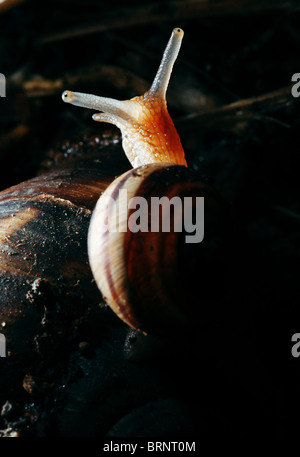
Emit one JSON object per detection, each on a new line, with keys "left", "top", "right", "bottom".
{"left": 63, "top": 28, "right": 228, "bottom": 334}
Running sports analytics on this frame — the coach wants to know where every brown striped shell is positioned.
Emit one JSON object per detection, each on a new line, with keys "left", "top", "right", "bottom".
{"left": 88, "top": 163, "right": 226, "bottom": 335}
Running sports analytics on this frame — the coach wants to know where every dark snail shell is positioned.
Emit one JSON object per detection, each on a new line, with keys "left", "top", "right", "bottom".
{"left": 88, "top": 162, "right": 229, "bottom": 335}
{"left": 0, "top": 138, "right": 127, "bottom": 403}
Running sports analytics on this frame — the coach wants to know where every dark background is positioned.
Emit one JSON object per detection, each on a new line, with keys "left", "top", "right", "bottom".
{"left": 0, "top": 0, "right": 300, "bottom": 441}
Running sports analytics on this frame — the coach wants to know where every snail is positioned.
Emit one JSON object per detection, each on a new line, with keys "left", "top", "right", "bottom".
{"left": 62, "top": 28, "right": 230, "bottom": 335}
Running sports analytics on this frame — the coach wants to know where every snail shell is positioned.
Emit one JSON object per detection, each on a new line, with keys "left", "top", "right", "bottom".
{"left": 0, "top": 135, "right": 126, "bottom": 400}
{"left": 88, "top": 163, "right": 227, "bottom": 335}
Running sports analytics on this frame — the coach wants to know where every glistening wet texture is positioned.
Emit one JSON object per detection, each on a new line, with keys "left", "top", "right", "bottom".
{"left": 121, "top": 93, "right": 186, "bottom": 167}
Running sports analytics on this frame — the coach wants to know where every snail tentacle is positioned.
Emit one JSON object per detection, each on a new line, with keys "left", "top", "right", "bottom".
{"left": 149, "top": 27, "right": 184, "bottom": 99}
{"left": 62, "top": 91, "right": 137, "bottom": 123}
{"left": 62, "top": 28, "right": 186, "bottom": 168}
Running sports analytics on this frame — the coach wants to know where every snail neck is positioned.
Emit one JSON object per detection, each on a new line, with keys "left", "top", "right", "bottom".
{"left": 119, "top": 92, "right": 186, "bottom": 167}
